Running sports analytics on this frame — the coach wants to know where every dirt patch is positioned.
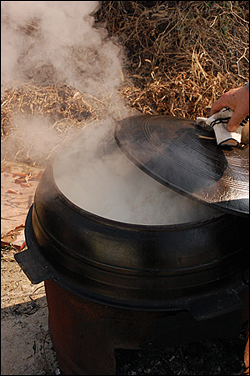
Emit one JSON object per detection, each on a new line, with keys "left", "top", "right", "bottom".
{"left": 1, "top": 251, "right": 60, "bottom": 375}
{"left": 1, "top": 160, "right": 44, "bottom": 236}
{"left": 1, "top": 161, "right": 59, "bottom": 375}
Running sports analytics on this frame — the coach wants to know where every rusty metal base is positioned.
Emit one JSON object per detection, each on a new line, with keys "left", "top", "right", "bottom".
{"left": 44, "top": 279, "right": 248, "bottom": 375}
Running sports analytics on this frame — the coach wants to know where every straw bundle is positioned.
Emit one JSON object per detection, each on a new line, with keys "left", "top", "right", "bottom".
{"left": 1, "top": 83, "right": 108, "bottom": 136}
{"left": 1, "top": 1, "right": 249, "bottom": 163}
{"left": 96, "top": 1, "right": 249, "bottom": 117}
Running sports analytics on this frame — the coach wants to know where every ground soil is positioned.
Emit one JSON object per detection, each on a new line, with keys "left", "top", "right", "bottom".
{"left": 1, "top": 161, "right": 60, "bottom": 375}
{"left": 1, "top": 256, "right": 60, "bottom": 375}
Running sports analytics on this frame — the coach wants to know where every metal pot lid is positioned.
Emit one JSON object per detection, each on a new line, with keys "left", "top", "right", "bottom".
{"left": 115, "top": 115, "right": 249, "bottom": 217}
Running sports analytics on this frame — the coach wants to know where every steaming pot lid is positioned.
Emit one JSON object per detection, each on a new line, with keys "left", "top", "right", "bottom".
{"left": 115, "top": 115, "right": 249, "bottom": 217}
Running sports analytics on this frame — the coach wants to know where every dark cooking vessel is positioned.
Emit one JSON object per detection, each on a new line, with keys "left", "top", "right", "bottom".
{"left": 14, "top": 115, "right": 249, "bottom": 374}
{"left": 16, "top": 162, "right": 249, "bottom": 320}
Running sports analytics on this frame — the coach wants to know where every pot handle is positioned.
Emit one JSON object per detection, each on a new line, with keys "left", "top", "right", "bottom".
{"left": 15, "top": 247, "right": 55, "bottom": 284}
{"left": 15, "top": 204, "right": 57, "bottom": 284}
{"left": 187, "top": 287, "right": 245, "bottom": 321}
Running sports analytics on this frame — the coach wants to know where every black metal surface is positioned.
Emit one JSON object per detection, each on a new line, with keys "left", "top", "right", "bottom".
{"left": 14, "top": 163, "right": 249, "bottom": 318}
{"left": 115, "top": 115, "right": 249, "bottom": 217}
{"left": 140, "top": 309, "right": 248, "bottom": 349}
{"left": 15, "top": 210, "right": 56, "bottom": 284}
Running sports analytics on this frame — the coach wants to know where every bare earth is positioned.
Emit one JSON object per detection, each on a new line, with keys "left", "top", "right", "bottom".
{"left": 1, "top": 161, "right": 60, "bottom": 375}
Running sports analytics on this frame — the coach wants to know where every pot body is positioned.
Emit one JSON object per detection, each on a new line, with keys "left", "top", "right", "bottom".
{"left": 18, "top": 163, "right": 249, "bottom": 318}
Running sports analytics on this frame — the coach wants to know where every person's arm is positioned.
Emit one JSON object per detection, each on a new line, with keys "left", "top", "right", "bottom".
{"left": 210, "top": 82, "right": 249, "bottom": 131}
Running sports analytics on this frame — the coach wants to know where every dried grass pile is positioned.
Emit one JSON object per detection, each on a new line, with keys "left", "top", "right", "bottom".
{"left": 1, "top": 1, "right": 249, "bottom": 148}
{"left": 96, "top": 0, "right": 249, "bottom": 117}
{"left": 1, "top": 83, "right": 111, "bottom": 137}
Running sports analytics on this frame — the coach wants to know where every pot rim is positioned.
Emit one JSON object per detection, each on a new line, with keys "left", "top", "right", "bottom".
{"left": 49, "top": 163, "right": 225, "bottom": 231}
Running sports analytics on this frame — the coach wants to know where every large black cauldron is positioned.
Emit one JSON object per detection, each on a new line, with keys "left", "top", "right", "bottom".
{"left": 15, "top": 115, "right": 249, "bottom": 319}
{"left": 15, "top": 115, "right": 249, "bottom": 375}
{"left": 16, "top": 161, "right": 249, "bottom": 319}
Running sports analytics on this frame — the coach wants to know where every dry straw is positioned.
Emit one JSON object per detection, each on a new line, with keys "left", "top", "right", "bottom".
{"left": 95, "top": 1, "right": 248, "bottom": 117}
{"left": 1, "top": 83, "right": 106, "bottom": 136}
{"left": 1, "top": 1, "right": 249, "bottom": 163}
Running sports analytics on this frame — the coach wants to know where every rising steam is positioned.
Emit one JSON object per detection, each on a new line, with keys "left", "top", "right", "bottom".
{"left": 1, "top": 1, "right": 218, "bottom": 224}
{"left": 1, "top": 1, "right": 130, "bottom": 165}
{"left": 1, "top": 1, "right": 123, "bottom": 95}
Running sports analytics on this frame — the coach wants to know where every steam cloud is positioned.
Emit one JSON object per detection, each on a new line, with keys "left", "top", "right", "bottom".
{"left": 1, "top": 1, "right": 218, "bottom": 224}
{"left": 1, "top": 1, "right": 123, "bottom": 94}
{"left": 1, "top": 1, "right": 130, "bottom": 165}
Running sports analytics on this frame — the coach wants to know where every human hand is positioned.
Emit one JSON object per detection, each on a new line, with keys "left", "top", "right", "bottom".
{"left": 210, "top": 85, "right": 249, "bottom": 131}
